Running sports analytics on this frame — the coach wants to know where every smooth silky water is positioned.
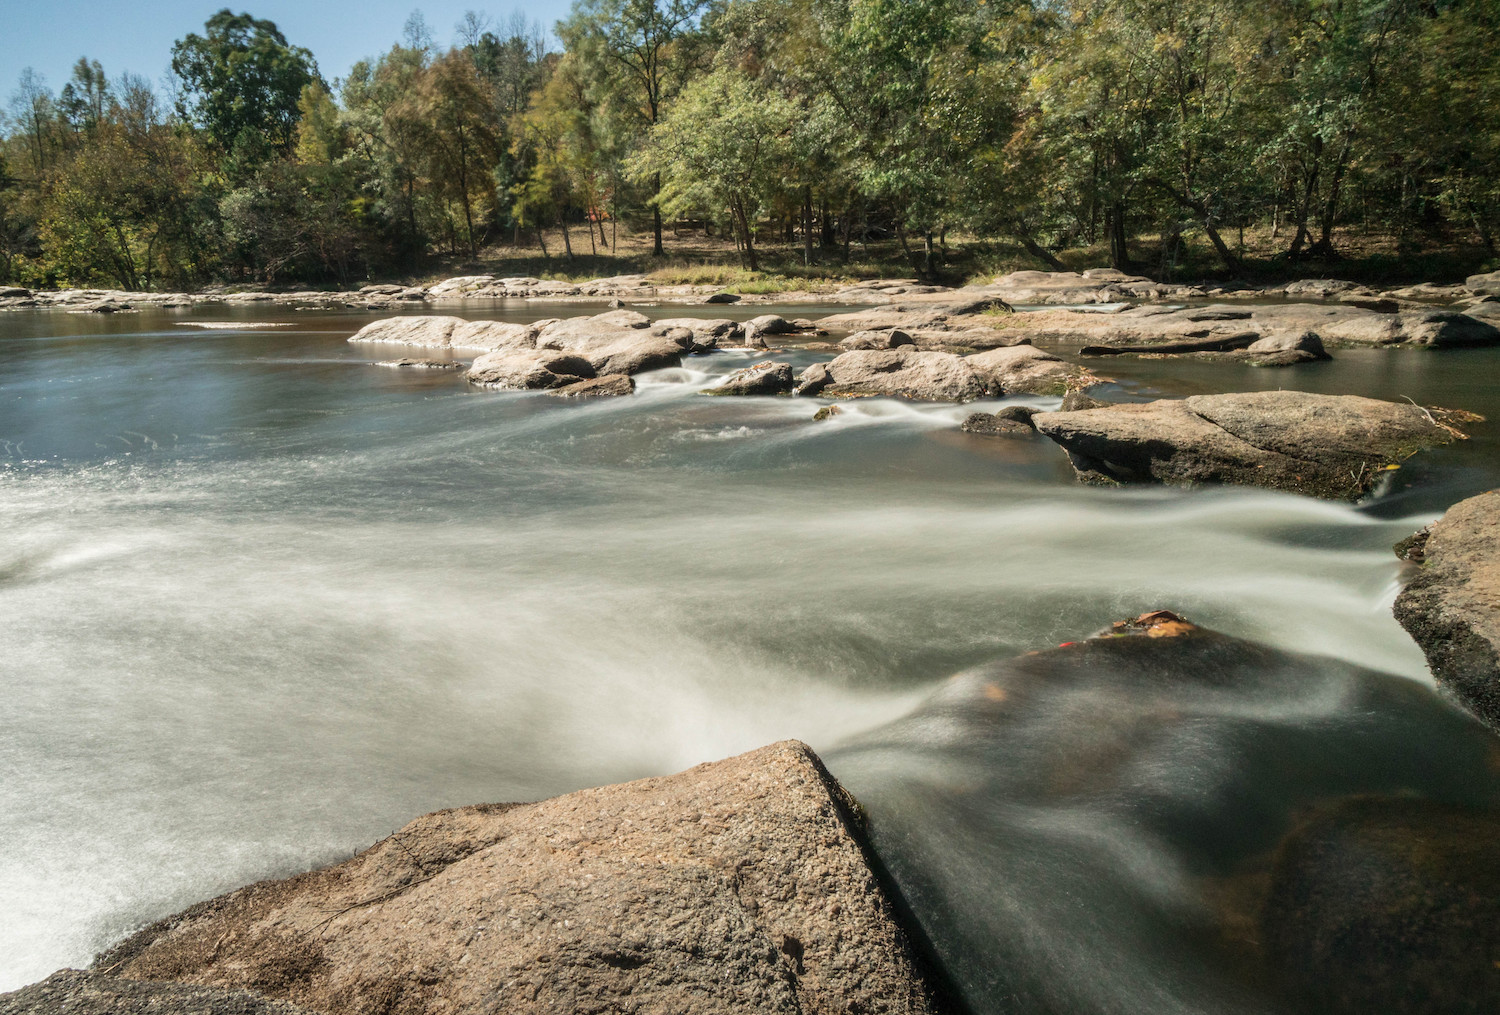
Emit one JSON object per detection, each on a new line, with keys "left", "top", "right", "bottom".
{"left": 2, "top": 302, "right": 1498, "bottom": 1007}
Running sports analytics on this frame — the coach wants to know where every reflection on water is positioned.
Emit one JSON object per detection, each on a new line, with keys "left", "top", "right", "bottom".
{"left": 0, "top": 304, "right": 1497, "bottom": 1000}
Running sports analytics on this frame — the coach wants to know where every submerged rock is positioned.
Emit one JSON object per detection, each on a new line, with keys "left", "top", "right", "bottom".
{"left": 547, "top": 374, "right": 635, "bottom": 398}
{"left": 961, "top": 412, "right": 1035, "bottom": 437}
{"left": 1032, "top": 391, "right": 1466, "bottom": 499}
{"left": 376, "top": 358, "right": 462, "bottom": 370}
{"left": 1394, "top": 490, "right": 1500, "bottom": 728}
{"left": 703, "top": 361, "right": 795, "bottom": 396}
{"left": 829, "top": 612, "right": 1500, "bottom": 1015}
{"left": 91, "top": 742, "right": 941, "bottom": 1015}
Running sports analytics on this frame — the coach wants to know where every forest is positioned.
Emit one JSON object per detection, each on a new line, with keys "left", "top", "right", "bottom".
{"left": 1, "top": 0, "right": 1497, "bottom": 290}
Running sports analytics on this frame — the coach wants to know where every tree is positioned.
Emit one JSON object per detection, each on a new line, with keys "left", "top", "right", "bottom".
{"left": 633, "top": 67, "right": 794, "bottom": 269}
{"left": 171, "top": 10, "right": 320, "bottom": 169}
{"left": 559, "top": 0, "right": 715, "bottom": 256}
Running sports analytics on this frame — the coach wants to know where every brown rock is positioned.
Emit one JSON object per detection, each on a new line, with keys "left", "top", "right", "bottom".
{"left": 1394, "top": 490, "right": 1500, "bottom": 728}
{"left": 95, "top": 743, "right": 941, "bottom": 1015}
{"left": 1032, "top": 391, "right": 1462, "bottom": 499}
{"left": 0, "top": 969, "right": 317, "bottom": 1015}
{"left": 547, "top": 374, "right": 635, "bottom": 398}
{"left": 964, "top": 345, "right": 1076, "bottom": 396}
{"left": 465, "top": 349, "right": 595, "bottom": 389}
{"left": 794, "top": 349, "right": 987, "bottom": 402}
{"left": 703, "top": 361, "right": 795, "bottom": 396}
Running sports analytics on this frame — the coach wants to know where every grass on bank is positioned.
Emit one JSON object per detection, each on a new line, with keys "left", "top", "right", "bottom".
{"left": 399, "top": 221, "right": 1497, "bottom": 293}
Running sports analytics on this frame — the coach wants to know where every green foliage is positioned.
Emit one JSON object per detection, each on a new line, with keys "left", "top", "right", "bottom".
{"left": 171, "top": 10, "right": 320, "bottom": 166}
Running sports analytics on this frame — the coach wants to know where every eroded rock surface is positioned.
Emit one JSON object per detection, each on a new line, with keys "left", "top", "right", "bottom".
{"left": 964, "top": 345, "right": 1079, "bottom": 395}
{"left": 465, "top": 349, "right": 595, "bottom": 390}
{"left": 795, "top": 349, "right": 988, "bottom": 402}
{"left": 1394, "top": 490, "right": 1500, "bottom": 728}
{"left": 94, "top": 742, "right": 941, "bottom": 1015}
{"left": 705, "top": 361, "right": 795, "bottom": 396}
{"left": 0, "top": 970, "right": 318, "bottom": 1015}
{"left": 1032, "top": 391, "right": 1464, "bottom": 499}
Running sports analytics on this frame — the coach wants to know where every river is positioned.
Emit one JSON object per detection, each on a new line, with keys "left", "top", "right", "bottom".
{"left": 1, "top": 301, "right": 1497, "bottom": 1006}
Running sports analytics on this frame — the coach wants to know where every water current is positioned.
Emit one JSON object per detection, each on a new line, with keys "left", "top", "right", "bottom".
{"left": 2, "top": 301, "right": 1498, "bottom": 1007}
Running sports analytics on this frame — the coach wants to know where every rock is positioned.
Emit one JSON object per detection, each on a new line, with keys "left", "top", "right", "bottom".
{"left": 466, "top": 349, "right": 596, "bottom": 390}
{"left": 1260, "top": 796, "right": 1500, "bottom": 1015}
{"left": 704, "top": 361, "right": 795, "bottom": 396}
{"left": 705, "top": 292, "right": 740, "bottom": 304}
{"left": 1397, "top": 310, "right": 1500, "bottom": 348}
{"left": 0, "top": 969, "right": 318, "bottom": 1015}
{"left": 812, "top": 405, "right": 843, "bottom": 421}
{"left": 605, "top": 298, "right": 625, "bottom": 309}
{"left": 1394, "top": 490, "right": 1500, "bottom": 728}
{"left": 1466, "top": 270, "right": 1500, "bottom": 296}
{"left": 747, "top": 315, "right": 800, "bottom": 335}
{"left": 743, "top": 323, "right": 769, "bottom": 350}
{"left": 376, "top": 359, "right": 462, "bottom": 370}
{"left": 1242, "top": 329, "right": 1330, "bottom": 366}
{"left": 1283, "top": 279, "right": 1364, "bottom": 298}
{"left": 794, "top": 349, "right": 988, "bottom": 402}
{"left": 547, "top": 374, "right": 635, "bottom": 398}
{"left": 425, "top": 275, "right": 496, "bottom": 298}
{"left": 349, "top": 316, "right": 462, "bottom": 349}
{"left": 1032, "top": 391, "right": 1463, "bottom": 499}
{"left": 1060, "top": 390, "right": 1110, "bottom": 412}
{"left": 839, "top": 329, "right": 915, "bottom": 351}
{"left": 1009, "top": 302, "right": 1405, "bottom": 348}
{"left": 964, "top": 345, "right": 1077, "bottom": 396}
{"left": 449, "top": 321, "right": 540, "bottom": 352}
{"left": 536, "top": 312, "right": 684, "bottom": 375}
{"left": 654, "top": 318, "right": 743, "bottom": 347}
{"left": 961, "top": 413, "right": 1034, "bottom": 437}
{"left": 1336, "top": 293, "right": 1400, "bottom": 313}
{"left": 0, "top": 286, "right": 30, "bottom": 299}
{"left": 91, "top": 742, "right": 941, "bottom": 1015}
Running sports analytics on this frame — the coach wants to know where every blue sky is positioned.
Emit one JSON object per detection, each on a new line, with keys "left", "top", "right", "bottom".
{"left": 2, "top": 0, "right": 574, "bottom": 107}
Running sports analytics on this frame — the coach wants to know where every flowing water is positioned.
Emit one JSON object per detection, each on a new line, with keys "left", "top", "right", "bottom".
{"left": 1, "top": 302, "right": 1498, "bottom": 1006}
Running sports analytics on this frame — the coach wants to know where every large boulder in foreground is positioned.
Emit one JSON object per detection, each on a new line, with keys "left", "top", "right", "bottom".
{"left": 964, "top": 345, "right": 1079, "bottom": 395}
{"left": 1394, "top": 490, "right": 1500, "bottom": 728}
{"left": 465, "top": 349, "right": 595, "bottom": 390}
{"left": 92, "top": 742, "right": 941, "bottom": 1015}
{"left": 0, "top": 969, "right": 318, "bottom": 1014}
{"left": 795, "top": 348, "right": 988, "bottom": 401}
{"left": 1032, "top": 391, "right": 1466, "bottom": 499}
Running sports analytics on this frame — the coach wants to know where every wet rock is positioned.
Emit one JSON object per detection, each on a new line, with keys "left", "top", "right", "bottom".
{"left": 349, "top": 316, "right": 463, "bottom": 348}
{"left": 0, "top": 286, "right": 31, "bottom": 299}
{"left": 605, "top": 298, "right": 625, "bottom": 309}
{"left": 1032, "top": 391, "right": 1464, "bottom": 499}
{"left": 1394, "top": 490, "right": 1500, "bottom": 728}
{"left": 794, "top": 348, "right": 987, "bottom": 402}
{"left": 1260, "top": 796, "right": 1500, "bottom": 1015}
{"left": 376, "top": 359, "right": 462, "bottom": 370}
{"left": 92, "top": 742, "right": 941, "bottom": 1015}
{"left": 994, "top": 405, "right": 1041, "bottom": 426}
{"left": 465, "top": 349, "right": 595, "bottom": 390}
{"left": 964, "top": 345, "right": 1077, "bottom": 396}
{"left": 1336, "top": 293, "right": 1400, "bottom": 313}
{"left": 705, "top": 292, "right": 740, "bottom": 304}
{"left": 839, "top": 329, "right": 914, "bottom": 350}
{"left": 0, "top": 969, "right": 318, "bottom": 1015}
{"left": 812, "top": 405, "right": 843, "bottom": 421}
{"left": 1242, "top": 330, "right": 1330, "bottom": 366}
{"left": 654, "top": 318, "right": 743, "bottom": 348}
{"left": 961, "top": 413, "right": 1034, "bottom": 437}
{"left": 1060, "top": 390, "right": 1110, "bottom": 412}
{"left": 704, "top": 361, "right": 795, "bottom": 396}
{"left": 548, "top": 374, "right": 635, "bottom": 398}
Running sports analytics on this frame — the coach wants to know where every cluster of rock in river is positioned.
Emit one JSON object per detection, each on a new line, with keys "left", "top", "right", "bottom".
{"left": 5, "top": 268, "right": 1500, "bottom": 1014}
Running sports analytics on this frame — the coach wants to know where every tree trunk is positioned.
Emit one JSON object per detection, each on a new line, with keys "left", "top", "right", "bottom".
{"left": 802, "top": 186, "right": 814, "bottom": 266}
{"left": 820, "top": 194, "right": 835, "bottom": 246}
{"left": 559, "top": 209, "right": 574, "bottom": 260}
{"left": 896, "top": 221, "right": 924, "bottom": 280}
{"left": 1106, "top": 204, "right": 1129, "bottom": 271}
{"left": 535, "top": 225, "right": 549, "bottom": 259}
{"left": 652, "top": 172, "right": 664, "bottom": 256}
{"left": 1015, "top": 232, "right": 1067, "bottom": 271}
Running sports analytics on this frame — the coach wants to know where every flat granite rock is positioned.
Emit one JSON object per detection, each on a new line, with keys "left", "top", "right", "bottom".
{"left": 1394, "top": 490, "right": 1500, "bottom": 728}
{"left": 0, "top": 969, "right": 318, "bottom": 1014}
{"left": 1032, "top": 391, "right": 1464, "bottom": 499}
{"left": 92, "top": 742, "right": 942, "bottom": 1015}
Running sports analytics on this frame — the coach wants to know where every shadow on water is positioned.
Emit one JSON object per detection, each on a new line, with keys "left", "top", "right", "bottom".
{"left": 829, "top": 621, "right": 1500, "bottom": 1015}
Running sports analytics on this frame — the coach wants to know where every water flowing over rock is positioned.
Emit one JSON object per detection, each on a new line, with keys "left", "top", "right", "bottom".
{"left": 1032, "top": 391, "right": 1465, "bottom": 499}
{"left": 89, "top": 742, "right": 942, "bottom": 1015}
{"left": 1394, "top": 490, "right": 1500, "bottom": 728}
{"left": 795, "top": 348, "right": 988, "bottom": 402}
{"left": 704, "top": 361, "right": 795, "bottom": 396}
{"left": 547, "top": 374, "right": 635, "bottom": 398}
{"left": 828, "top": 612, "right": 1500, "bottom": 1015}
